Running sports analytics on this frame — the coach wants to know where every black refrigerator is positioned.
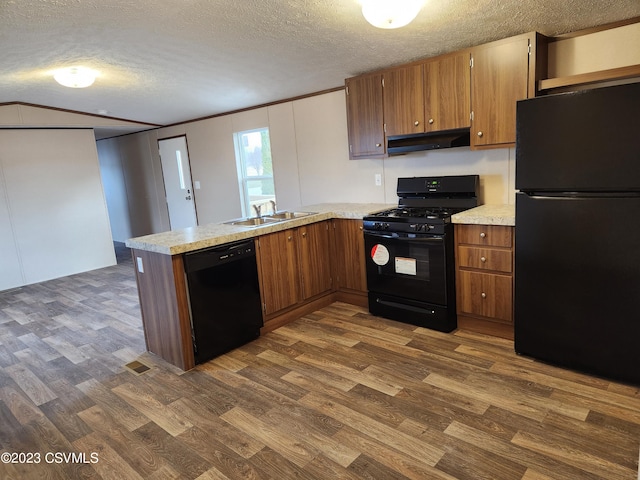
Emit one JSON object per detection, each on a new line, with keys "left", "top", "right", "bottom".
{"left": 514, "top": 82, "right": 640, "bottom": 386}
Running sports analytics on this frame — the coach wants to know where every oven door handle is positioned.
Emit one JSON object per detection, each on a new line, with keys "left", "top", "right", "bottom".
{"left": 375, "top": 298, "right": 436, "bottom": 315}
{"left": 364, "top": 231, "right": 444, "bottom": 242}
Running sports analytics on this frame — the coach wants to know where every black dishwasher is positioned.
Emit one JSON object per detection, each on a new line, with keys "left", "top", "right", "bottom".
{"left": 183, "top": 239, "right": 263, "bottom": 364}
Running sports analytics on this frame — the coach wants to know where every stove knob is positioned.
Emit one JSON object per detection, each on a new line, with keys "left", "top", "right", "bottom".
{"left": 383, "top": 223, "right": 390, "bottom": 230}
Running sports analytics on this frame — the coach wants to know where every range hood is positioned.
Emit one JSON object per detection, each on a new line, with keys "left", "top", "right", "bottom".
{"left": 387, "top": 128, "right": 471, "bottom": 155}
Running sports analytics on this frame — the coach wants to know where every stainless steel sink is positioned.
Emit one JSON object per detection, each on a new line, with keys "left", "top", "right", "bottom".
{"left": 263, "top": 211, "right": 315, "bottom": 220}
{"left": 224, "top": 217, "right": 281, "bottom": 227}
{"left": 224, "top": 211, "right": 316, "bottom": 227}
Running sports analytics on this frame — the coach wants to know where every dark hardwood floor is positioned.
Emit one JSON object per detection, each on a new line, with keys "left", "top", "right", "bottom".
{"left": 0, "top": 246, "right": 638, "bottom": 479}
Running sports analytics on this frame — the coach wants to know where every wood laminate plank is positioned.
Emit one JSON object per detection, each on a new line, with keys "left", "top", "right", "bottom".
{"left": 4, "top": 363, "right": 57, "bottom": 406}
{"left": 73, "top": 432, "right": 145, "bottom": 480}
{"left": 220, "top": 406, "right": 316, "bottom": 468}
{"left": 300, "top": 391, "right": 446, "bottom": 466}
{"left": 511, "top": 429, "right": 637, "bottom": 479}
{"left": 132, "top": 421, "right": 211, "bottom": 479}
{"left": 111, "top": 382, "right": 193, "bottom": 436}
{"left": 75, "top": 378, "right": 150, "bottom": 432}
{"left": 333, "top": 426, "right": 456, "bottom": 480}
{"left": 169, "top": 397, "right": 264, "bottom": 459}
{"left": 77, "top": 405, "right": 170, "bottom": 478}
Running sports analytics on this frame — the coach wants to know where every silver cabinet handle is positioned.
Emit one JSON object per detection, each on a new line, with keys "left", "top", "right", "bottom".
{"left": 480, "top": 256, "right": 486, "bottom": 262}
{"left": 481, "top": 292, "right": 487, "bottom": 299}
{"left": 477, "top": 131, "right": 484, "bottom": 137}
{"left": 428, "top": 118, "right": 434, "bottom": 124}
{"left": 375, "top": 143, "right": 382, "bottom": 147}
{"left": 480, "top": 232, "right": 486, "bottom": 238}
{"left": 414, "top": 120, "right": 420, "bottom": 126}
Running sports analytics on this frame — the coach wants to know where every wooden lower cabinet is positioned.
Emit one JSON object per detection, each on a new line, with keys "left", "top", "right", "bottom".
{"left": 132, "top": 248, "right": 195, "bottom": 371}
{"left": 298, "top": 221, "right": 333, "bottom": 299}
{"left": 256, "top": 221, "right": 334, "bottom": 331}
{"left": 455, "top": 224, "right": 514, "bottom": 339}
{"left": 331, "top": 219, "right": 367, "bottom": 306}
{"left": 256, "top": 228, "right": 300, "bottom": 316}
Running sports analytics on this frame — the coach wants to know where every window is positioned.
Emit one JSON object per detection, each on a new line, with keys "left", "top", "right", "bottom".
{"left": 233, "top": 128, "right": 277, "bottom": 217}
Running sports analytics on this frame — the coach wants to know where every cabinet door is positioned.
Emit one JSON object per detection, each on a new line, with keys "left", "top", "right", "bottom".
{"left": 298, "top": 221, "right": 332, "bottom": 299}
{"left": 470, "top": 35, "right": 530, "bottom": 147}
{"left": 257, "top": 229, "right": 300, "bottom": 315}
{"left": 332, "top": 219, "right": 366, "bottom": 293}
{"left": 458, "top": 270, "right": 513, "bottom": 321}
{"left": 424, "top": 52, "right": 470, "bottom": 132}
{"left": 346, "top": 74, "right": 385, "bottom": 158}
{"left": 383, "top": 64, "right": 425, "bottom": 136}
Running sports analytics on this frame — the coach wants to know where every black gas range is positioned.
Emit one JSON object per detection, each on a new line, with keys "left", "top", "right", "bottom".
{"left": 363, "top": 175, "right": 479, "bottom": 332}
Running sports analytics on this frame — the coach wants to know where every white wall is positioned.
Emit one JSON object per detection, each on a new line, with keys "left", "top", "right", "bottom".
{"left": 0, "top": 162, "right": 23, "bottom": 289}
{"left": 0, "top": 129, "right": 116, "bottom": 291}
{"left": 97, "top": 139, "right": 133, "bottom": 242}
{"left": 293, "top": 91, "right": 387, "bottom": 205}
{"left": 268, "top": 102, "right": 302, "bottom": 211}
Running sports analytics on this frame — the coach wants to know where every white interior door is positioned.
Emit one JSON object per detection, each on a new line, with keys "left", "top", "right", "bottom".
{"left": 158, "top": 136, "right": 198, "bottom": 230}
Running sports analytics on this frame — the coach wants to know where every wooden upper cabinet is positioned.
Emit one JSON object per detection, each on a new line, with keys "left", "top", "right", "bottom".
{"left": 470, "top": 33, "right": 547, "bottom": 148}
{"left": 345, "top": 32, "right": 546, "bottom": 153}
{"left": 345, "top": 74, "right": 385, "bottom": 159}
{"left": 423, "top": 52, "right": 471, "bottom": 132}
{"left": 383, "top": 64, "right": 425, "bottom": 136}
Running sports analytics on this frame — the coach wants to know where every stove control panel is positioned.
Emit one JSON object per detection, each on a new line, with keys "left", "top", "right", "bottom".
{"left": 410, "top": 224, "right": 435, "bottom": 232}
{"left": 363, "top": 219, "right": 447, "bottom": 235}
{"left": 372, "top": 222, "right": 390, "bottom": 230}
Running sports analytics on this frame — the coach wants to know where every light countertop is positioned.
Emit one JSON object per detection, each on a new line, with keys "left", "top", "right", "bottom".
{"left": 451, "top": 204, "right": 515, "bottom": 226}
{"left": 125, "top": 203, "right": 394, "bottom": 255}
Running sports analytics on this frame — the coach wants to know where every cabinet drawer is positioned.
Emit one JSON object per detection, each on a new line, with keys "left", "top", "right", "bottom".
{"left": 457, "top": 246, "right": 512, "bottom": 273}
{"left": 456, "top": 224, "right": 512, "bottom": 247}
{"left": 458, "top": 270, "right": 512, "bottom": 322}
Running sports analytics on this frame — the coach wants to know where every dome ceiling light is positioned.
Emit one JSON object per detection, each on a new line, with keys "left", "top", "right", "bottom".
{"left": 53, "top": 66, "right": 97, "bottom": 88}
{"left": 361, "top": 0, "right": 424, "bottom": 29}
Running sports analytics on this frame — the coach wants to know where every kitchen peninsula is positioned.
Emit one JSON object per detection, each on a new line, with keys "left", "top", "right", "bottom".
{"left": 126, "top": 203, "right": 392, "bottom": 370}
{"left": 127, "top": 202, "right": 516, "bottom": 370}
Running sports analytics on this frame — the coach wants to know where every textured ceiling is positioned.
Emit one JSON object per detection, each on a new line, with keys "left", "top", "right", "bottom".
{"left": 1, "top": 0, "right": 639, "bottom": 133}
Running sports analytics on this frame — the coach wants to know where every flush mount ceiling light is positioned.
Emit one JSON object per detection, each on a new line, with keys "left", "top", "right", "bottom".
{"left": 53, "top": 66, "right": 97, "bottom": 88}
{"left": 361, "top": 0, "right": 424, "bottom": 29}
